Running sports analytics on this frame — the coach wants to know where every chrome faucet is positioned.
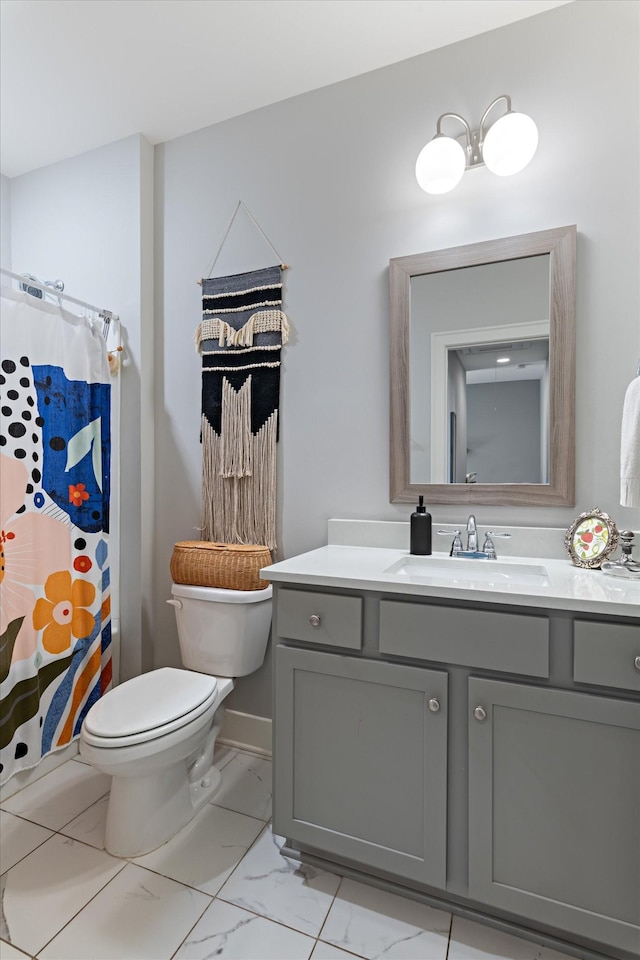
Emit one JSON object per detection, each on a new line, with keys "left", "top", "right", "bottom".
{"left": 437, "top": 521, "right": 512, "bottom": 558}
{"left": 466, "top": 514, "right": 478, "bottom": 552}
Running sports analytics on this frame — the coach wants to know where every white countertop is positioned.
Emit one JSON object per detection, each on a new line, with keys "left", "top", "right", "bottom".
{"left": 262, "top": 545, "right": 640, "bottom": 618}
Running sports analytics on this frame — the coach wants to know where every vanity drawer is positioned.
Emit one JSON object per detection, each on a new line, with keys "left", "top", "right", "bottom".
{"left": 276, "top": 589, "right": 362, "bottom": 650}
{"left": 379, "top": 600, "right": 549, "bottom": 677}
{"left": 574, "top": 620, "right": 640, "bottom": 692}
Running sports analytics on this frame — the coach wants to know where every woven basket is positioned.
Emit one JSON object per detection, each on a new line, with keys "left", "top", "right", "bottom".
{"left": 170, "top": 541, "right": 272, "bottom": 591}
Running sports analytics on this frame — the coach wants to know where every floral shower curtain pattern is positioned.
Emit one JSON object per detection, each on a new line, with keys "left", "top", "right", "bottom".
{"left": 0, "top": 288, "right": 111, "bottom": 784}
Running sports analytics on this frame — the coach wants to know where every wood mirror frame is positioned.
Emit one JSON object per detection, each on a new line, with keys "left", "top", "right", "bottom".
{"left": 389, "top": 225, "right": 576, "bottom": 505}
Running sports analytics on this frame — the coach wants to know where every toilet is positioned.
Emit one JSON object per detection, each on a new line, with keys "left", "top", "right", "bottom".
{"left": 80, "top": 582, "right": 272, "bottom": 858}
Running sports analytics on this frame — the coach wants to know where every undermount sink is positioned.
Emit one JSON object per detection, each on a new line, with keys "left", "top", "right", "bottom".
{"left": 384, "top": 555, "right": 550, "bottom": 587}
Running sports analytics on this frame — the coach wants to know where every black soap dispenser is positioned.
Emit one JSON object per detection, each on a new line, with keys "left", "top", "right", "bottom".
{"left": 410, "top": 496, "right": 432, "bottom": 555}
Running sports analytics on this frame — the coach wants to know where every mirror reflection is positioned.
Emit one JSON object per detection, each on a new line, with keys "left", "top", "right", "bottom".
{"left": 410, "top": 255, "right": 550, "bottom": 485}
{"left": 448, "top": 335, "right": 550, "bottom": 484}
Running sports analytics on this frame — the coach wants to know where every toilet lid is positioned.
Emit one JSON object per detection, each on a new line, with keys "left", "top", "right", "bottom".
{"left": 84, "top": 667, "right": 218, "bottom": 739}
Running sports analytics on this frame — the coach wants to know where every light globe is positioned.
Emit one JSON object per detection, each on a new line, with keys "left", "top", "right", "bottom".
{"left": 415, "top": 136, "right": 466, "bottom": 194}
{"left": 482, "top": 112, "right": 538, "bottom": 177}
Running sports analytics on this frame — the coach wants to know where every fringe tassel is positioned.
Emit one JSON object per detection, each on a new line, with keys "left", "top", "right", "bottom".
{"left": 195, "top": 311, "right": 289, "bottom": 352}
{"left": 218, "top": 316, "right": 255, "bottom": 347}
{"left": 221, "top": 376, "right": 252, "bottom": 478}
{"left": 201, "top": 412, "right": 278, "bottom": 551}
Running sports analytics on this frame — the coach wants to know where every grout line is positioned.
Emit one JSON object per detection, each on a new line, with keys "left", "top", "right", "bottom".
{"left": 211, "top": 891, "right": 339, "bottom": 950}
{"left": 445, "top": 911, "right": 454, "bottom": 959}
{"left": 117, "top": 812, "right": 267, "bottom": 897}
{"left": 316, "top": 871, "right": 343, "bottom": 943}
{"left": 57, "top": 788, "right": 111, "bottom": 831}
{"left": 20, "top": 847, "right": 128, "bottom": 958}
{"left": 168, "top": 885, "right": 215, "bottom": 960}
{"left": 0, "top": 833, "right": 54, "bottom": 879}
{"left": 210, "top": 818, "right": 271, "bottom": 891}
{"left": 0, "top": 937, "right": 34, "bottom": 960}
{"left": 208, "top": 797, "right": 271, "bottom": 822}
{"left": 0, "top": 785, "right": 111, "bottom": 835}
{"left": 313, "top": 938, "right": 369, "bottom": 959}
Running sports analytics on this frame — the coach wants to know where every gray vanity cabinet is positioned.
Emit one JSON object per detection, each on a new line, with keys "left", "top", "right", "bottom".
{"left": 272, "top": 583, "right": 640, "bottom": 959}
{"left": 468, "top": 677, "right": 640, "bottom": 955}
{"left": 273, "top": 644, "right": 448, "bottom": 888}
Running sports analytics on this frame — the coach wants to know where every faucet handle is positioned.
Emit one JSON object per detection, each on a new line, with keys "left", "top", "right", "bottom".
{"left": 436, "top": 529, "right": 463, "bottom": 555}
{"left": 482, "top": 531, "right": 511, "bottom": 559}
{"left": 482, "top": 533, "right": 497, "bottom": 559}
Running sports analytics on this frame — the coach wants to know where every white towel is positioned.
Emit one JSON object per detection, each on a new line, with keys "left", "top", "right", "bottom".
{"left": 621, "top": 376, "right": 640, "bottom": 507}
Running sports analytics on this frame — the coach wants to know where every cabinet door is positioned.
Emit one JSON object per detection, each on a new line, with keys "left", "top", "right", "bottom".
{"left": 274, "top": 646, "right": 447, "bottom": 888}
{"left": 468, "top": 678, "right": 640, "bottom": 956}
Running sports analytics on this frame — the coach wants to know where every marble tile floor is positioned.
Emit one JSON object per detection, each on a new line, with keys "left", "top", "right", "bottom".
{"left": 0, "top": 747, "right": 578, "bottom": 960}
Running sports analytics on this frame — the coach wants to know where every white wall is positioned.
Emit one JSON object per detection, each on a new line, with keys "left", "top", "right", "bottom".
{"left": 155, "top": 0, "right": 639, "bottom": 716}
{"left": 8, "top": 134, "right": 155, "bottom": 682}
{"left": 1, "top": 174, "right": 11, "bottom": 269}
{"left": 467, "top": 380, "right": 542, "bottom": 483}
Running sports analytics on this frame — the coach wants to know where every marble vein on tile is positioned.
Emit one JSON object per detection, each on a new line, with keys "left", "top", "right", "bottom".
{"left": 448, "top": 915, "right": 579, "bottom": 959}
{"left": 217, "top": 826, "right": 341, "bottom": 938}
{"left": 320, "top": 877, "right": 451, "bottom": 960}
{"left": 174, "top": 898, "right": 316, "bottom": 959}
{"left": 0, "top": 759, "right": 110, "bottom": 830}
{"left": 212, "top": 751, "right": 272, "bottom": 820}
{"left": 0, "top": 834, "right": 125, "bottom": 956}
{"left": 0, "top": 810, "right": 53, "bottom": 873}
{"left": 132, "top": 803, "right": 264, "bottom": 896}
{"left": 38, "top": 862, "right": 211, "bottom": 960}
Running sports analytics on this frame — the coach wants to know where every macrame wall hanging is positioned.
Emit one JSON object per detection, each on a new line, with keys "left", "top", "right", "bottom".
{"left": 195, "top": 204, "right": 289, "bottom": 554}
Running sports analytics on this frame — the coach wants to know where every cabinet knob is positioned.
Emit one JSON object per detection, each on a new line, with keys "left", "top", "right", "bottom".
{"left": 473, "top": 706, "right": 487, "bottom": 722}
{"left": 428, "top": 698, "right": 441, "bottom": 713}
{"left": 309, "top": 614, "right": 321, "bottom": 628}
{"left": 634, "top": 656, "right": 640, "bottom": 672}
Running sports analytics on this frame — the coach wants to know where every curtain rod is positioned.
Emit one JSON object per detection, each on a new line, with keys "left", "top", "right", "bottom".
{"left": 1, "top": 267, "right": 118, "bottom": 320}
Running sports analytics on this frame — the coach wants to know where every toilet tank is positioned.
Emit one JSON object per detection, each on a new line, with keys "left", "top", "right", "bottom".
{"left": 168, "top": 583, "right": 272, "bottom": 677}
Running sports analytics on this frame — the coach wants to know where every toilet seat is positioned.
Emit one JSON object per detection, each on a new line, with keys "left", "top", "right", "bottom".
{"left": 82, "top": 667, "right": 219, "bottom": 748}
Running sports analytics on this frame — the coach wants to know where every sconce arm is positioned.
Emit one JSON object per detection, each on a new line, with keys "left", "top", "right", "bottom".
{"left": 478, "top": 94, "right": 512, "bottom": 146}
{"left": 434, "top": 112, "right": 473, "bottom": 155}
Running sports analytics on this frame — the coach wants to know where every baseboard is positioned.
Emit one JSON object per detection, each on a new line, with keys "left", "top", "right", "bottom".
{"left": 219, "top": 709, "right": 272, "bottom": 758}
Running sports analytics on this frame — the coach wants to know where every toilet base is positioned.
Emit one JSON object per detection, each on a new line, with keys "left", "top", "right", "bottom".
{"left": 93, "top": 697, "right": 232, "bottom": 858}
{"left": 105, "top": 758, "right": 223, "bottom": 858}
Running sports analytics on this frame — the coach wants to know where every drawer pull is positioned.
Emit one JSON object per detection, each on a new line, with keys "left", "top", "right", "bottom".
{"left": 635, "top": 656, "right": 640, "bottom": 672}
{"left": 428, "top": 698, "right": 441, "bottom": 713}
{"left": 309, "top": 615, "right": 321, "bottom": 628}
{"left": 474, "top": 706, "right": 487, "bottom": 722}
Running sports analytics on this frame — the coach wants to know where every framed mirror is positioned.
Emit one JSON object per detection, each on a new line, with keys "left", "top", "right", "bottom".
{"left": 389, "top": 225, "right": 576, "bottom": 505}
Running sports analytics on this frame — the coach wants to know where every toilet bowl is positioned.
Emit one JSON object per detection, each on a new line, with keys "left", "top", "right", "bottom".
{"left": 80, "top": 582, "right": 272, "bottom": 858}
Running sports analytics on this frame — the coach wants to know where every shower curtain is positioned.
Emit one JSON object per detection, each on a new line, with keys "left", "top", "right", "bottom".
{"left": 0, "top": 287, "right": 112, "bottom": 784}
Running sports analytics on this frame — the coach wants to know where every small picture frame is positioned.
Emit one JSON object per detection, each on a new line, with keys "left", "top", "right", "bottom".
{"left": 564, "top": 508, "right": 619, "bottom": 569}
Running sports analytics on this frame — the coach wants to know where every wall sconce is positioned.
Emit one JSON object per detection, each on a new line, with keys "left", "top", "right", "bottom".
{"left": 415, "top": 95, "right": 538, "bottom": 195}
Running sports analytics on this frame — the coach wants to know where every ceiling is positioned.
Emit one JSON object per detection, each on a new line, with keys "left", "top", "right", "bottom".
{"left": 0, "top": 0, "right": 571, "bottom": 179}
{"left": 461, "top": 338, "right": 550, "bottom": 384}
